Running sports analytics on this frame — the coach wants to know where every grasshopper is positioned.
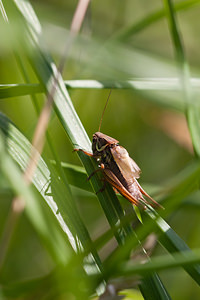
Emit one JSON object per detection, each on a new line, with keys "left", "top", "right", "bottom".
{"left": 75, "top": 92, "right": 161, "bottom": 209}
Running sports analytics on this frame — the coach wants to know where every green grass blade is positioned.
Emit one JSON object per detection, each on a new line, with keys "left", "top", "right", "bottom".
{"left": 139, "top": 274, "right": 171, "bottom": 300}
{"left": 114, "top": 249, "right": 200, "bottom": 277}
{"left": 0, "top": 83, "right": 42, "bottom": 99}
{"left": 109, "top": 207, "right": 200, "bottom": 286}
{"left": 163, "top": 0, "right": 200, "bottom": 157}
{"left": 0, "top": 112, "right": 103, "bottom": 284}
{"left": 102, "top": 210, "right": 200, "bottom": 286}
{"left": 115, "top": 0, "right": 200, "bottom": 41}
{"left": 0, "top": 130, "right": 72, "bottom": 264}
{"left": 1, "top": 79, "right": 200, "bottom": 113}
{"left": 1, "top": 77, "right": 200, "bottom": 92}
{"left": 0, "top": 79, "right": 192, "bottom": 112}
{"left": 146, "top": 209, "right": 200, "bottom": 285}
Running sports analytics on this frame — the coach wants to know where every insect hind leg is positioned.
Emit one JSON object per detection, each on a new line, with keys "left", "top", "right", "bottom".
{"left": 87, "top": 163, "right": 105, "bottom": 180}
{"left": 87, "top": 168, "right": 102, "bottom": 181}
{"left": 96, "top": 179, "right": 106, "bottom": 194}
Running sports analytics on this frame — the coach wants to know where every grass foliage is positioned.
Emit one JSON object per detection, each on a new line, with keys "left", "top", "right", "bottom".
{"left": 0, "top": 0, "right": 200, "bottom": 299}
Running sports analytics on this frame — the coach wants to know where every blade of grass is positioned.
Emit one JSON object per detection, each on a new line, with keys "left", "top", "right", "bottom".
{"left": 0, "top": 83, "right": 42, "bottom": 98}
{"left": 163, "top": 0, "right": 200, "bottom": 157}
{"left": 1, "top": 78, "right": 200, "bottom": 113}
{"left": 114, "top": 249, "right": 200, "bottom": 277}
{"left": 3, "top": 245, "right": 200, "bottom": 298}
{"left": 101, "top": 200, "right": 200, "bottom": 286}
{"left": 0, "top": 112, "right": 104, "bottom": 290}
{"left": 0, "top": 130, "right": 73, "bottom": 266}
{"left": 139, "top": 274, "right": 171, "bottom": 300}
{"left": 146, "top": 207, "right": 200, "bottom": 284}
{"left": 115, "top": 0, "right": 200, "bottom": 41}
{"left": 1, "top": 77, "right": 200, "bottom": 95}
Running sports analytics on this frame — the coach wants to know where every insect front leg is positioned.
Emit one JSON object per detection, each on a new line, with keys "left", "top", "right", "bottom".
{"left": 74, "top": 147, "right": 103, "bottom": 180}
{"left": 87, "top": 163, "right": 105, "bottom": 180}
{"left": 73, "top": 148, "right": 94, "bottom": 157}
{"left": 86, "top": 162, "right": 107, "bottom": 194}
{"left": 87, "top": 168, "right": 101, "bottom": 180}
{"left": 92, "top": 163, "right": 108, "bottom": 194}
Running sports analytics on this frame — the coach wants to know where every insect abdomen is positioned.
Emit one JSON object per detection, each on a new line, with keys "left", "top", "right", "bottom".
{"left": 127, "top": 181, "right": 144, "bottom": 201}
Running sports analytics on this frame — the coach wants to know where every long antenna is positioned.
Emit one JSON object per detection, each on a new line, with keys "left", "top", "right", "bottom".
{"left": 98, "top": 89, "right": 112, "bottom": 132}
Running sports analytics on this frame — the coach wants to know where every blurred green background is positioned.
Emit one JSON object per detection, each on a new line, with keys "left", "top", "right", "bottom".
{"left": 1, "top": 0, "right": 200, "bottom": 299}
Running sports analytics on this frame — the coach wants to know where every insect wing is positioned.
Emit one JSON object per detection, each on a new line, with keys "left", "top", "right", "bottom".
{"left": 110, "top": 146, "right": 141, "bottom": 180}
{"left": 110, "top": 145, "right": 162, "bottom": 208}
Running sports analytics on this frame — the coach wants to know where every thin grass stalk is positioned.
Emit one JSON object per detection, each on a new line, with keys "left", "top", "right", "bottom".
{"left": 163, "top": 0, "right": 200, "bottom": 157}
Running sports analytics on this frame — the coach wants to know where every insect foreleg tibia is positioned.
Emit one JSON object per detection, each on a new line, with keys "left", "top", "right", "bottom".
{"left": 73, "top": 148, "right": 94, "bottom": 157}
{"left": 74, "top": 148, "right": 106, "bottom": 189}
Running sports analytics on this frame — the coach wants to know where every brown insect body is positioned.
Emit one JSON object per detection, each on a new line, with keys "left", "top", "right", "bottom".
{"left": 79, "top": 131, "right": 161, "bottom": 209}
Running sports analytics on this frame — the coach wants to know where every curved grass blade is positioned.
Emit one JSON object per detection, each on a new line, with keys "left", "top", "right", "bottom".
{"left": 0, "top": 112, "right": 104, "bottom": 289}
{"left": 0, "top": 130, "right": 72, "bottom": 265}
